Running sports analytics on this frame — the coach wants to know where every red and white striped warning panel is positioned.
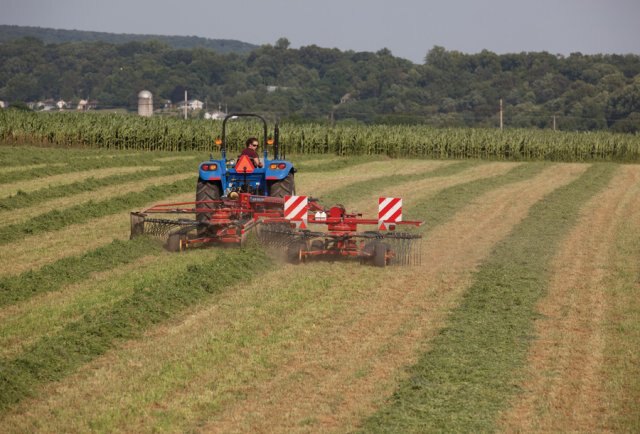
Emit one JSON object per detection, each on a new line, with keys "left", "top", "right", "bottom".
{"left": 378, "top": 197, "right": 402, "bottom": 230}
{"left": 284, "top": 195, "right": 309, "bottom": 229}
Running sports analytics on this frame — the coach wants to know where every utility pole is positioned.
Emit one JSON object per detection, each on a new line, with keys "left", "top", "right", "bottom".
{"left": 184, "top": 90, "right": 188, "bottom": 120}
{"left": 499, "top": 98, "right": 503, "bottom": 131}
{"left": 553, "top": 115, "right": 557, "bottom": 131}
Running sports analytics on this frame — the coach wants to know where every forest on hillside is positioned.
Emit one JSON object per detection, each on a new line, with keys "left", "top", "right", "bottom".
{"left": 1, "top": 35, "right": 639, "bottom": 132}
{"left": 0, "top": 25, "right": 257, "bottom": 54}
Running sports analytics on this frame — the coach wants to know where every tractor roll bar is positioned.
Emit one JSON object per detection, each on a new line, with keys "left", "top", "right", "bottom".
{"left": 221, "top": 113, "right": 268, "bottom": 161}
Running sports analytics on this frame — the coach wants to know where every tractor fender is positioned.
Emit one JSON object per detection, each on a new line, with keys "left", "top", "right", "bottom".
{"left": 198, "top": 160, "right": 224, "bottom": 181}
{"left": 265, "top": 161, "right": 295, "bottom": 181}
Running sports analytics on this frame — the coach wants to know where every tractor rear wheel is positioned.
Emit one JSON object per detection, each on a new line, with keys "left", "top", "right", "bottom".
{"left": 196, "top": 180, "right": 221, "bottom": 232}
{"left": 373, "top": 242, "right": 389, "bottom": 268}
{"left": 269, "top": 172, "right": 295, "bottom": 198}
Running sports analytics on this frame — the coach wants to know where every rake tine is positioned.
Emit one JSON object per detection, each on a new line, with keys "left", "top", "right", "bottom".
{"left": 384, "top": 232, "right": 423, "bottom": 266}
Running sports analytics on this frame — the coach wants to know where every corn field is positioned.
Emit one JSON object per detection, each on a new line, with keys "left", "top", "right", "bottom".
{"left": 1, "top": 110, "right": 639, "bottom": 161}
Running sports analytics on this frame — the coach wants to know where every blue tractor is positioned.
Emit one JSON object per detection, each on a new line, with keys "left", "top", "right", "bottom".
{"left": 195, "top": 113, "right": 296, "bottom": 225}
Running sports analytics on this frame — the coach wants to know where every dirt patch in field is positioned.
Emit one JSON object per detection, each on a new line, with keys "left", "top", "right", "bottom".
{"left": 498, "top": 165, "right": 640, "bottom": 433}
{"left": 201, "top": 164, "right": 587, "bottom": 433}
{"left": 0, "top": 166, "right": 160, "bottom": 198}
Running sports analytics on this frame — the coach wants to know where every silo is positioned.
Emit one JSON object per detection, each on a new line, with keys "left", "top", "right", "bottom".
{"left": 138, "top": 90, "right": 153, "bottom": 117}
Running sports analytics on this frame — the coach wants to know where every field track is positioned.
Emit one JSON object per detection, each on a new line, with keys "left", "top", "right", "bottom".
{"left": 0, "top": 146, "right": 638, "bottom": 432}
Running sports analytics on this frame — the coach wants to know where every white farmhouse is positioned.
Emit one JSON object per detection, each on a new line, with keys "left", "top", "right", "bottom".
{"left": 177, "top": 99, "right": 204, "bottom": 111}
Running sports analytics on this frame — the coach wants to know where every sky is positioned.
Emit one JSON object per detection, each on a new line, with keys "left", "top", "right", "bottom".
{"left": 2, "top": 0, "right": 639, "bottom": 63}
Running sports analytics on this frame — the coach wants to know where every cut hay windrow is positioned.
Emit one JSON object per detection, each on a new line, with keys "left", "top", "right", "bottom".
{"left": 0, "top": 166, "right": 161, "bottom": 199}
{"left": 361, "top": 163, "right": 617, "bottom": 433}
{"left": 0, "top": 248, "right": 271, "bottom": 413}
{"left": 0, "top": 155, "right": 168, "bottom": 185}
{"left": 601, "top": 194, "right": 640, "bottom": 431}
{"left": 0, "top": 163, "right": 68, "bottom": 175}
{"left": 0, "top": 160, "right": 195, "bottom": 211}
{"left": 294, "top": 160, "right": 454, "bottom": 200}
{"left": 499, "top": 165, "right": 640, "bottom": 432}
{"left": 320, "top": 160, "right": 477, "bottom": 205}
{"left": 0, "top": 238, "right": 161, "bottom": 308}
{"left": 0, "top": 176, "right": 195, "bottom": 246}
{"left": 0, "top": 248, "right": 219, "bottom": 361}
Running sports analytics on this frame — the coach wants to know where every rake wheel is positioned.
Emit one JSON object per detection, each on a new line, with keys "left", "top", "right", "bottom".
{"left": 130, "top": 212, "right": 145, "bottom": 239}
{"left": 166, "top": 232, "right": 187, "bottom": 252}
{"left": 373, "top": 242, "right": 389, "bottom": 268}
{"left": 287, "top": 241, "right": 306, "bottom": 264}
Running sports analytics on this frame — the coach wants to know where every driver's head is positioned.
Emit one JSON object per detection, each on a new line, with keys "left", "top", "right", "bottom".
{"left": 246, "top": 137, "right": 259, "bottom": 149}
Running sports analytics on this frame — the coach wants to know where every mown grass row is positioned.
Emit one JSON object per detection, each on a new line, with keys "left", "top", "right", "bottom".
{"left": 0, "top": 247, "right": 271, "bottom": 412}
{"left": 0, "top": 151, "right": 188, "bottom": 185}
{"left": 406, "top": 162, "right": 549, "bottom": 228}
{"left": 603, "top": 204, "right": 640, "bottom": 431}
{"left": 0, "top": 177, "right": 194, "bottom": 245}
{"left": 320, "top": 160, "right": 477, "bottom": 205}
{"left": 0, "top": 238, "right": 162, "bottom": 308}
{"left": 2, "top": 111, "right": 640, "bottom": 161}
{"left": 362, "top": 163, "right": 617, "bottom": 432}
{"left": 0, "top": 159, "right": 196, "bottom": 211}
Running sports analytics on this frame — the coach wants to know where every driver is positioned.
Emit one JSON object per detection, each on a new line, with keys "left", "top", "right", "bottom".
{"left": 239, "top": 137, "right": 263, "bottom": 168}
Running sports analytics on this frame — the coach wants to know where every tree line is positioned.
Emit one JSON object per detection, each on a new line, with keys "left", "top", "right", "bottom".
{"left": 0, "top": 36, "right": 638, "bottom": 132}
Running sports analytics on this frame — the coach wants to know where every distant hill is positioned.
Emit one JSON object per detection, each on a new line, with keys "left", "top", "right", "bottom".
{"left": 0, "top": 24, "right": 258, "bottom": 54}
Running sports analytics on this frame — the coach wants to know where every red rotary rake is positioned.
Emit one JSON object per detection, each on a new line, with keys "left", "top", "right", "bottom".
{"left": 130, "top": 194, "right": 423, "bottom": 267}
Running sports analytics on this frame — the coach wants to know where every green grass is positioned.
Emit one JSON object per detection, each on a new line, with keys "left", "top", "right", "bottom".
{"left": 0, "top": 247, "right": 271, "bottom": 412}
{"left": 0, "top": 237, "right": 162, "bottom": 307}
{"left": 361, "top": 163, "right": 617, "bottom": 432}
